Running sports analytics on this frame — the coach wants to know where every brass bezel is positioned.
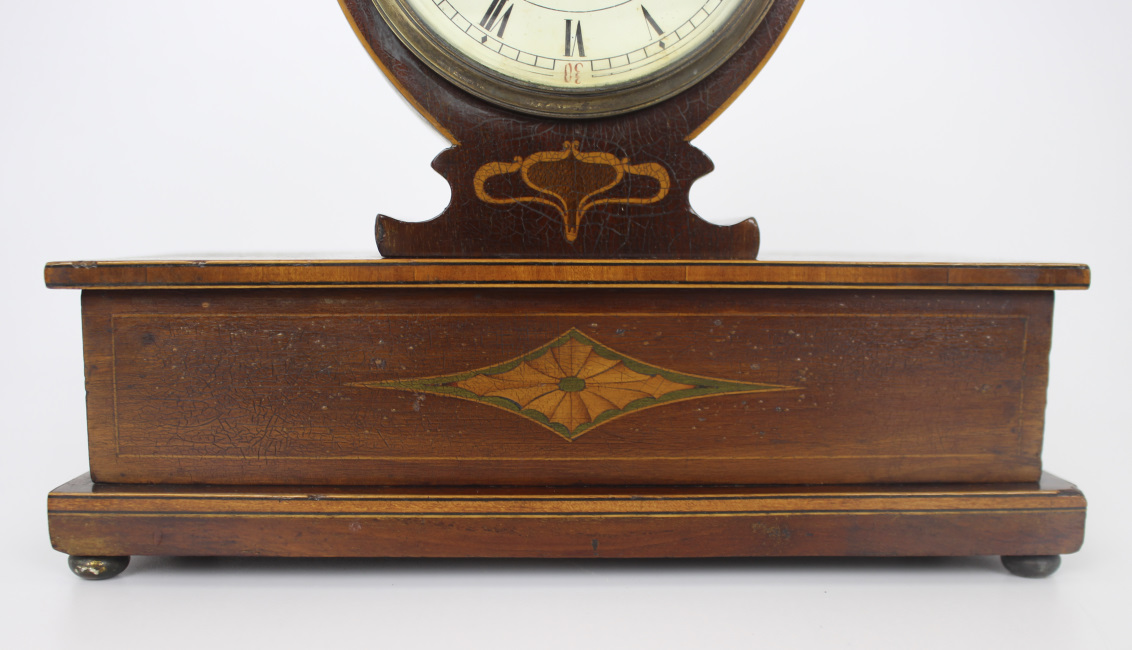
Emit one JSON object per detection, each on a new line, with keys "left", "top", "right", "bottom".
{"left": 371, "top": 0, "right": 775, "bottom": 119}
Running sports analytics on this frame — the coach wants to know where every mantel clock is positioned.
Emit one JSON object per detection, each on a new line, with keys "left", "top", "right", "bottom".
{"left": 45, "top": 0, "right": 1088, "bottom": 580}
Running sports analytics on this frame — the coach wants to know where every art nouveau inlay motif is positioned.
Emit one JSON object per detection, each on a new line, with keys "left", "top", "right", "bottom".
{"left": 352, "top": 328, "right": 794, "bottom": 439}
{"left": 474, "top": 141, "right": 670, "bottom": 242}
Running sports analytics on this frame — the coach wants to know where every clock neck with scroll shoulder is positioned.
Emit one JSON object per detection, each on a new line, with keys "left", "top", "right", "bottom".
{"left": 339, "top": 0, "right": 805, "bottom": 260}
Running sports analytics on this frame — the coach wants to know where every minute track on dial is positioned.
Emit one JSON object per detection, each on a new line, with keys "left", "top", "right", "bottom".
{"left": 371, "top": 0, "right": 775, "bottom": 117}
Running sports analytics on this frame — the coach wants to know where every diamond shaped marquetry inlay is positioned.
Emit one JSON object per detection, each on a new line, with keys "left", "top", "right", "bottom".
{"left": 352, "top": 329, "right": 795, "bottom": 440}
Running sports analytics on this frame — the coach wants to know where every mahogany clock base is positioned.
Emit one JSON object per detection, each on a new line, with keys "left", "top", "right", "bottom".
{"left": 49, "top": 473, "right": 1084, "bottom": 579}
{"left": 43, "top": 259, "right": 1091, "bottom": 579}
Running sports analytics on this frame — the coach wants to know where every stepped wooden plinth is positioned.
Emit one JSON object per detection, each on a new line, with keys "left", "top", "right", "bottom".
{"left": 45, "top": 259, "right": 1089, "bottom": 578}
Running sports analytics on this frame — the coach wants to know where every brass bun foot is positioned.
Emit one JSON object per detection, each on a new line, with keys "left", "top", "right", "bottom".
{"left": 1001, "top": 555, "right": 1061, "bottom": 578}
{"left": 67, "top": 555, "right": 130, "bottom": 580}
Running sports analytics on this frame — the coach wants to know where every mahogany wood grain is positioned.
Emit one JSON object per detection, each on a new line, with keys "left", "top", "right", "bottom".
{"left": 44, "top": 260, "right": 1091, "bottom": 291}
{"left": 48, "top": 473, "right": 1086, "bottom": 559}
{"left": 77, "top": 282, "right": 1055, "bottom": 486}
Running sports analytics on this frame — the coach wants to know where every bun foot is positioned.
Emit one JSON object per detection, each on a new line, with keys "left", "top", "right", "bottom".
{"left": 68, "top": 555, "right": 130, "bottom": 580}
{"left": 1001, "top": 554, "right": 1061, "bottom": 578}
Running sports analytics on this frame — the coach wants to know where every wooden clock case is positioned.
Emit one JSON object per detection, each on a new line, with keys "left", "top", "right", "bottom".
{"left": 47, "top": 0, "right": 1087, "bottom": 580}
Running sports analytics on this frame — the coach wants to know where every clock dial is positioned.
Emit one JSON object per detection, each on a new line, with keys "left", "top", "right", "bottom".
{"left": 373, "top": 0, "right": 775, "bottom": 117}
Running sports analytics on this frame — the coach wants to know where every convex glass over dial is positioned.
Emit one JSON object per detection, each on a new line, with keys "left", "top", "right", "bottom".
{"left": 372, "top": 0, "right": 775, "bottom": 117}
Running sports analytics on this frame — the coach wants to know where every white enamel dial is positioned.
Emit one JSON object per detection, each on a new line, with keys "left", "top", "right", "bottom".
{"left": 373, "top": 0, "right": 774, "bottom": 117}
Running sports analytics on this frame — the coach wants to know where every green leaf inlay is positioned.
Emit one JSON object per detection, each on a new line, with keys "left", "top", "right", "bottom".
{"left": 350, "top": 329, "right": 796, "bottom": 440}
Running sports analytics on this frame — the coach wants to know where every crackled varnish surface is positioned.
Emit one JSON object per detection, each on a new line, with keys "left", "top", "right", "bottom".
{"left": 48, "top": 260, "right": 1089, "bottom": 487}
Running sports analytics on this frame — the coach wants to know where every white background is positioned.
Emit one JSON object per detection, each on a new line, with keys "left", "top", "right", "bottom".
{"left": 2, "top": 1, "right": 1129, "bottom": 648}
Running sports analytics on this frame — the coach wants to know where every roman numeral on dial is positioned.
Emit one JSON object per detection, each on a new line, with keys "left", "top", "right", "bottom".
{"left": 480, "top": 0, "right": 514, "bottom": 38}
{"left": 564, "top": 20, "right": 585, "bottom": 57}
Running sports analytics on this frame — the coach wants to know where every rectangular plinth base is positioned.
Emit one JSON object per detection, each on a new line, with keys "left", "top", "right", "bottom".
{"left": 53, "top": 260, "right": 1090, "bottom": 488}
{"left": 48, "top": 473, "right": 1085, "bottom": 559}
